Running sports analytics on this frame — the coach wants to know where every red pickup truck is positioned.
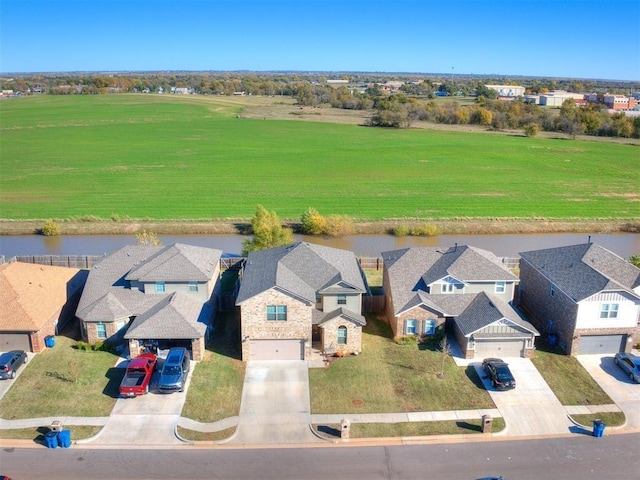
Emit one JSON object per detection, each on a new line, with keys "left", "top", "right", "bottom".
{"left": 119, "top": 353, "right": 157, "bottom": 397}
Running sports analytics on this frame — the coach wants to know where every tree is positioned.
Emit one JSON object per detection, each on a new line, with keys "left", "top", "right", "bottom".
{"left": 242, "top": 205, "right": 294, "bottom": 255}
{"left": 41, "top": 219, "right": 61, "bottom": 236}
{"left": 136, "top": 230, "right": 162, "bottom": 246}
{"left": 629, "top": 254, "right": 640, "bottom": 268}
{"left": 438, "top": 337, "right": 452, "bottom": 379}
{"left": 524, "top": 123, "right": 540, "bottom": 137}
{"left": 300, "top": 207, "right": 327, "bottom": 235}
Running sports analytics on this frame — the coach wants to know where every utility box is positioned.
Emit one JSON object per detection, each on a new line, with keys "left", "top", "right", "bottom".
{"left": 50, "top": 420, "right": 62, "bottom": 433}
{"left": 341, "top": 419, "right": 351, "bottom": 441}
{"left": 482, "top": 414, "right": 493, "bottom": 433}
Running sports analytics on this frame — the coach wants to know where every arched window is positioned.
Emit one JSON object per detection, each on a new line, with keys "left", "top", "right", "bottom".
{"left": 337, "top": 326, "right": 348, "bottom": 345}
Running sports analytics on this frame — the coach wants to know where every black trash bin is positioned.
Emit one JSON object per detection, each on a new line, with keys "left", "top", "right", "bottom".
{"left": 593, "top": 419, "right": 605, "bottom": 438}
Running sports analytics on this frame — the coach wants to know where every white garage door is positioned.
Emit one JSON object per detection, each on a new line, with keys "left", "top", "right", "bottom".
{"left": 249, "top": 340, "right": 304, "bottom": 361}
{"left": 475, "top": 339, "right": 524, "bottom": 358}
{"left": 0, "top": 333, "right": 32, "bottom": 352}
{"left": 577, "top": 335, "right": 626, "bottom": 355}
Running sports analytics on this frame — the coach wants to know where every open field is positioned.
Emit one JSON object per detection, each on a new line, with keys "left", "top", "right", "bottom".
{"left": 1, "top": 94, "right": 639, "bottom": 223}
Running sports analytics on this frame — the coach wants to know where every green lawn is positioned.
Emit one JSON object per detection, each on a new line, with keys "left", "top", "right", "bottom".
{"left": 1, "top": 94, "right": 638, "bottom": 220}
{"left": 0, "top": 333, "right": 120, "bottom": 421}
{"left": 309, "top": 316, "right": 495, "bottom": 414}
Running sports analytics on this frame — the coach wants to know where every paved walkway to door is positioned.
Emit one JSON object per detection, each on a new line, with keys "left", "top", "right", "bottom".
{"left": 231, "top": 360, "right": 319, "bottom": 445}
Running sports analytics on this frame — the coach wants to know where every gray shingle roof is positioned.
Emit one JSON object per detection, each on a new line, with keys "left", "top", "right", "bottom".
{"left": 454, "top": 292, "right": 539, "bottom": 336}
{"left": 520, "top": 243, "right": 640, "bottom": 302}
{"left": 236, "top": 242, "right": 368, "bottom": 304}
{"left": 125, "top": 243, "right": 222, "bottom": 282}
{"left": 313, "top": 307, "right": 367, "bottom": 327}
{"left": 124, "top": 292, "right": 208, "bottom": 339}
{"left": 382, "top": 245, "right": 516, "bottom": 315}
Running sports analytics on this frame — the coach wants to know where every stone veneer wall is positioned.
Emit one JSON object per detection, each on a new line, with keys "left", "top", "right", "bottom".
{"left": 320, "top": 316, "right": 363, "bottom": 355}
{"left": 240, "top": 289, "right": 313, "bottom": 361}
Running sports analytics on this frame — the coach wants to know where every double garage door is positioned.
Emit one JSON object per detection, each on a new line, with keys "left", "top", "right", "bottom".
{"left": 249, "top": 339, "right": 304, "bottom": 361}
{"left": 577, "top": 335, "right": 626, "bottom": 355}
{"left": 474, "top": 339, "right": 525, "bottom": 358}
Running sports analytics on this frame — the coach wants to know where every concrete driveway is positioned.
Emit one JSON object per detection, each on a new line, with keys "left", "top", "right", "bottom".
{"left": 577, "top": 354, "right": 640, "bottom": 430}
{"left": 231, "top": 360, "right": 319, "bottom": 445}
{"left": 84, "top": 358, "right": 193, "bottom": 446}
{"left": 473, "top": 357, "right": 574, "bottom": 436}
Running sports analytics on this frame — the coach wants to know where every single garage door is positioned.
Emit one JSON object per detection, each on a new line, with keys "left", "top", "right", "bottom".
{"left": 0, "top": 333, "right": 32, "bottom": 352}
{"left": 577, "top": 335, "right": 626, "bottom": 355}
{"left": 474, "top": 339, "right": 525, "bottom": 358}
{"left": 250, "top": 339, "right": 303, "bottom": 361}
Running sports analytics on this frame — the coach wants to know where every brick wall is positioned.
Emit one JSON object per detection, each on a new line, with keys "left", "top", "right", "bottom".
{"left": 320, "top": 316, "right": 363, "bottom": 355}
{"left": 395, "top": 305, "right": 444, "bottom": 340}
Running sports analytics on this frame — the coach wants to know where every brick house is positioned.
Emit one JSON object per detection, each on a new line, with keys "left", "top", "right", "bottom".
{"left": 0, "top": 261, "right": 86, "bottom": 353}
{"left": 382, "top": 245, "right": 539, "bottom": 358}
{"left": 519, "top": 242, "right": 640, "bottom": 356}
{"left": 235, "top": 242, "right": 369, "bottom": 361}
{"left": 75, "top": 244, "right": 222, "bottom": 361}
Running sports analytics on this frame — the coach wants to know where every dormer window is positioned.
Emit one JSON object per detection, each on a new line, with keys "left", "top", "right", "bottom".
{"left": 441, "top": 283, "right": 454, "bottom": 294}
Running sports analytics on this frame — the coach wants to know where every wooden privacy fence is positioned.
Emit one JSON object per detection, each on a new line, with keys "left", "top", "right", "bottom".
{"left": 9, "top": 255, "right": 104, "bottom": 269}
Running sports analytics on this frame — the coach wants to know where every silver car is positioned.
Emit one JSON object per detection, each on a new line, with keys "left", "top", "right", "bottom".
{"left": 614, "top": 352, "right": 640, "bottom": 383}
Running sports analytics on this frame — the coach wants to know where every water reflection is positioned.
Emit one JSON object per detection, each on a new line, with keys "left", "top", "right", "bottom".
{"left": 1, "top": 232, "right": 638, "bottom": 259}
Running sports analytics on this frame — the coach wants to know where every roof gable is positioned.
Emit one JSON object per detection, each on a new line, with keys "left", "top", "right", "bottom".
{"left": 454, "top": 292, "right": 539, "bottom": 336}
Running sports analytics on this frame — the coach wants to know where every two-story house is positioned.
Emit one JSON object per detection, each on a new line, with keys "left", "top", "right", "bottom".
{"left": 519, "top": 242, "right": 640, "bottom": 356}
{"left": 75, "top": 243, "right": 222, "bottom": 361}
{"left": 235, "top": 242, "right": 369, "bottom": 361}
{"left": 382, "top": 245, "right": 539, "bottom": 358}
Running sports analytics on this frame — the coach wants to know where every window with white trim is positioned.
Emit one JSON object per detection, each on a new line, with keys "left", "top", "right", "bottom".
{"left": 405, "top": 319, "right": 418, "bottom": 335}
{"left": 96, "top": 323, "right": 107, "bottom": 339}
{"left": 600, "top": 303, "right": 619, "bottom": 319}
{"left": 267, "top": 305, "right": 287, "bottom": 321}
{"left": 337, "top": 294, "right": 347, "bottom": 305}
{"left": 495, "top": 281, "right": 506, "bottom": 294}
{"left": 155, "top": 282, "right": 165, "bottom": 293}
{"left": 189, "top": 282, "right": 198, "bottom": 292}
{"left": 337, "top": 326, "right": 347, "bottom": 345}
{"left": 441, "top": 283, "right": 454, "bottom": 294}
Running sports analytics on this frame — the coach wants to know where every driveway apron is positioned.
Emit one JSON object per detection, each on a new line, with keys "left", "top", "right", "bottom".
{"left": 232, "top": 360, "right": 319, "bottom": 444}
{"left": 577, "top": 354, "right": 640, "bottom": 430}
{"left": 474, "top": 357, "right": 574, "bottom": 436}
{"left": 86, "top": 362, "right": 192, "bottom": 446}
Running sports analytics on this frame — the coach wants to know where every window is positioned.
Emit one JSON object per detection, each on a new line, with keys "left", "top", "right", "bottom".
{"left": 441, "top": 283, "right": 454, "bottom": 294}
{"left": 267, "top": 305, "right": 287, "bottom": 321}
{"left": 155, "top": 282, "right": 165, "bottom": 293}
{"left": 96, "top": 323, "right": 107, "bottom": 339}
{"left": 495, "top": 282, "right": 506, "bottom": 294}
{"left": 424, "top": 319, "right": 436, "bottom": 335}
{"left": 405, "top": 319, "right": 418, "bottom": 335}
{"left": 600, "top": 303, "right": 619, "bottom": 319}
{"left": 337, "top": 294, "right": 347, "bottom": 305}
{"left": 337, "top": 326, "right": 347, "bottom": 345}
{"left": 189, "top": 282, "right": 198, "bottom": 292}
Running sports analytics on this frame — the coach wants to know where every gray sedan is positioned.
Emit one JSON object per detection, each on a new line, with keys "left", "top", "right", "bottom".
{"left": 614, "top": 352, "right": 640, "bottom": 383}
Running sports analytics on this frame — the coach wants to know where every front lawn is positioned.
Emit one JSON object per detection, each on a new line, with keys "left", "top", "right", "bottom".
{"left": 530, "top": 347, "right": 613, "bottom": 405}
{"left": 0, "top": 332, "right": 121, "bottom": 421}
{"left": 309, "top": 316, "right": 494, "bottom": 414}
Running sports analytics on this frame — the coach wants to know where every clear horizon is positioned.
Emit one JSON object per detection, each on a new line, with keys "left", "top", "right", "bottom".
{"left": 1, "top": 0, "right": 639, "bottom": 82}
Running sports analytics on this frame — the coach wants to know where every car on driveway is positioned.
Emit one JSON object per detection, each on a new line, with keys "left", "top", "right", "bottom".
{"left": 0, "top": 350, "right": 28, "bottom": 380}
{"left": 482, "top": 358, "right": 516, "bottom": 390}
{"left": 158, "top": 347, "right": 190, "bottom": 393}
{"left": 614, "top": 352, "right": 640, "bottom": 383}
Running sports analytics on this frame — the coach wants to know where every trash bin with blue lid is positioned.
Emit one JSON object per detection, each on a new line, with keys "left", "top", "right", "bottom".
{"left": 45, "top": 335, "right": 55, "bottom": 348}
{"left": 44, "top": 430, "right": 59, "bottom": 448}
{"left": 58, "top": 429, "right": 72, "bottom": 448}
{"left": 593, "top": 419, "right": 606, "bottom": 438}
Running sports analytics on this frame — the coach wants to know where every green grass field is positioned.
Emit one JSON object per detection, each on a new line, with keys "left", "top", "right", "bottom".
{"left": 1, "top": 94, "right": 638, "bottom": 220}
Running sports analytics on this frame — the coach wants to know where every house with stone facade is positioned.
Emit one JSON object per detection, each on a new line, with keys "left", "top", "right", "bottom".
{"left": 1, "top": 261, "right": 86, "bottom": 353}
{"left": 235, "top": 242, "right": 369, "bottom": 361}
{"left": 519, "top": 242, "right": 640, "bottom": 356}
{"left": 75, "top": 243, "right": 222, "bottom": 361}
{"left": 382, "top": 245, "right": 539, "bottom": 359}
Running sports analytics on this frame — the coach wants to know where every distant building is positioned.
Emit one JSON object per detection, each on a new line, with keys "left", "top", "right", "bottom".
{"left": 539, "top": 90, "right": 586, "bottom": 107}
{"left": 485, "top": 85, "right": 525, "bottom": 99}
{"left": 603, "top": 94, "right": 636, "bottom": 111}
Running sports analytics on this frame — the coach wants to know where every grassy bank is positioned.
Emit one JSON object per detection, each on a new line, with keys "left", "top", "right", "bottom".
{"left": 2, "top": 94, "right": 639, "bottom": 221}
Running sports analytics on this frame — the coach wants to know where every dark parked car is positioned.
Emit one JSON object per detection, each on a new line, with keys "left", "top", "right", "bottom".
{"left": 158, "top": 347, "right": 190, "bottom": 393}
{"left": 614, "top": 352, "right": 640, "bottom": 383}
{"left": 0, "top": 350, "right": 28, "bottom": 380}
{"left": 482, "top": 358, "right": 516, "bottom": 390}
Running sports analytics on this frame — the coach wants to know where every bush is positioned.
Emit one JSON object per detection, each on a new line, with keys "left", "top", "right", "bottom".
{"left": 392, "top": 224, "right": 410, "bottom": 237}
{"left": 408, "top": 223, "right": 440, "bottom": 236}
{"left": 40, "top": 219, "right": 61, "bottom": 236}
{"left": 524, "top": 123, "right": 540, "bottom": 137}
{"left": 300, "top": 207, "right": 327, "bottom": 235}
{"left": 395, "top": 335, "right": 419, "bottom": 346}
{"left": 324, "top": 215, "right": 355, "bottom": 237}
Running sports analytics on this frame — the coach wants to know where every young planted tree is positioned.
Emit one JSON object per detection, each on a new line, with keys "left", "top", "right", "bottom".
{"left": 242, "top": 205, "right": 294, "bottom": 255}
{"left": 438, "top": 336, "right": 452, "bottom": 379}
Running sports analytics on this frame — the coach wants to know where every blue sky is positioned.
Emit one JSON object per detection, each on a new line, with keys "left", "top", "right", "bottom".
{"left": 1, "top": 0, "right": 639, "bottom": 80}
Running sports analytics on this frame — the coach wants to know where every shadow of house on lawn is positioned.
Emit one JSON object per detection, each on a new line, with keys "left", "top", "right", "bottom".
{"left": 206, "top": 309, "right": 242, "bottom": 360}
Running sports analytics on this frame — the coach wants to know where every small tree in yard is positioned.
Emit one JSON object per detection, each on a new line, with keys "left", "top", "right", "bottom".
{"left": 242, "top": 205, "right": 294, "bottom": 255}
{"left": 438, "top": 336, "right": 452, "bottom": 379}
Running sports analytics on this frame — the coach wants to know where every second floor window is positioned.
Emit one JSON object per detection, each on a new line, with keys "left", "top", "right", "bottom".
{"left": 600, "top": 303, "right": 619, "bottom": 319}
{"left": 337, "top": 294, "right": 347, "bottom": 305}
{"left": 155, "top": 282, "right": 165, "bottom": 293}
{"left": 495, "top": 282, "right": 506, "bottom": 294}
{"left": 189, "top": 282, "right": 198, "bottom": 292}
{"left": 441, "top": 283, "right": 454, "bottom": 294}
{"left": 267, "top": 305, "right": 287, "bottom": 321}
